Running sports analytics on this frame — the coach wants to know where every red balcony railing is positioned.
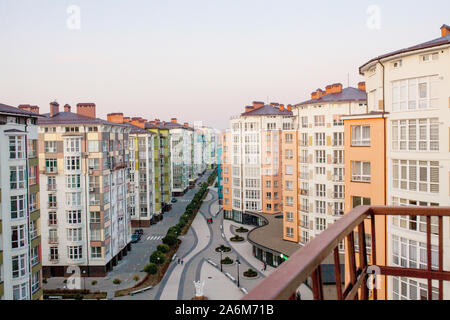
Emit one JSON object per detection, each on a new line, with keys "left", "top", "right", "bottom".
{"left": 243, "top": 206, "right": 450, "bottom": 300}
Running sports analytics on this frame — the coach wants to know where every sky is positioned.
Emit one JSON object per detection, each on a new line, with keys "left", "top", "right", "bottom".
{"left": 0, "top": 0, "right": 448, "bottom": 130}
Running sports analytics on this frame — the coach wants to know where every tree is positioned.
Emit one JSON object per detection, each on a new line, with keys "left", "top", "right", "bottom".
{"left": 157, "top": 244, "right": 169, "bottom": 253}
{"left": 162, "top": 233, "right": 178, "bottom": 246}
{"left": 150, "top": 251, "right": 166, "bottom": 264}
{"left": 144, "top": 263, "right": 157, "bottom": 275}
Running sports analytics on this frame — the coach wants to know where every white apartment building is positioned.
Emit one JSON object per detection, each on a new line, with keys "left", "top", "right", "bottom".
{"left": 193, "top": 127, "right": 207, "bottom": 176}
{"left": 0, "top": 103, "right": 42, "bottom": 300}
{"left": 288, "top": 84, "right": 367, "bottom": 243}
{"left": 39, "top": 103, "right": 132, "bottom": 278}
{"left": 359, "top": 24, "right": 450, "bottom": 299}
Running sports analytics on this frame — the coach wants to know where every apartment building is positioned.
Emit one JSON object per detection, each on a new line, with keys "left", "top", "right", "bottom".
{"left": 164, "top": 118, "right": 194, "bottom": 196}
{"left": 0, "top": 103, "right": 42, "bottom": 300}
{"left": 193, "top": 126, "right": 207, "bottom": 176}
{"left": 107, "top": 114, "right": 156, "bottom": 227}
{"left": 348, "top": 24, "right": 450, "bottom": 300}
{"left": 146, "top": 120, "right": 172, "bottom": 213}
{"left": 283, "top": 84, "right": 367, "bottom": 244}
{"left": 223, "top": 102, "right": 300, "bottom": 267}
{"left": 194, "top": 122, "right": 220, "bottom": 170}
{"left": 39, "top": 102, "right": 132, "bottom": 278}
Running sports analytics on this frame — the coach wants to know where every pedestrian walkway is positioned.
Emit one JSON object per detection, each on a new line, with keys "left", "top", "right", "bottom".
{"left": 199, "top": 262, "right": 244, "bottom": 300}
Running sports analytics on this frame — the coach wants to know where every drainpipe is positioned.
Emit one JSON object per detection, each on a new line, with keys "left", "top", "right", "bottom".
{"left": 24, "top": 121, "right": 33, "bottom": 299}
{"left": 83, "top": 125, "right": 90, "bottom": 280}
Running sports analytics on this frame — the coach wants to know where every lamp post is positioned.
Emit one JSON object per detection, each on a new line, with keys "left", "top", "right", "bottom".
{"left": 219, "top": 248, "right": 223, "bottom": 272}
{"left": 236, "top": 258, "right": 241, "bottom": 287}
{"left": 82, "top": 270, "right": 87, "bottom": 291}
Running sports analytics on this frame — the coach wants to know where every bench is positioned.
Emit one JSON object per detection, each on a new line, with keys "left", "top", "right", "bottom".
{"left": 130, "top": 286, "right": 153, "bottom": 296}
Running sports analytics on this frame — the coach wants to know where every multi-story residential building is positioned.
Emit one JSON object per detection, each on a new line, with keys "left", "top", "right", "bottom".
{"left": 223, "top": 101, "right": 300, "bottom": 267}
{"left": 107, "top": 114, "right": 156, "bottom": 227}
{"left": 284, "top": 83, "right": 367, "bottom": 244}
{"left": 164, "top": 118, "right": 194, "bottom": 196}
{"left": 344, "top": 24, "right": 450, "bottom": 300}
{"left": 0, "top": 103, "right": 42, "bottom": 300}
{"left": 217, "top": 134, "right": 223, "bottom": 204}
{"left": 194, "top": 122, "right": 220, "bottom": 170}
{"left": 39, "top": 102, "right": 132, "bottom": 278}
{"left": 193, "top": 126, "right": 207, "bottom": 176}
{"left": 146, "top": 119, "right": 172, "bottom": 213}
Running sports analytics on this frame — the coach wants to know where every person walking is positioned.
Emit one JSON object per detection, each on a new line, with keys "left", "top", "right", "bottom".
{"left": 181, "top": 258, "right": 184, "bottom": 265}
{"left": 177, "top": 258, "right": 180, "bottom": 264}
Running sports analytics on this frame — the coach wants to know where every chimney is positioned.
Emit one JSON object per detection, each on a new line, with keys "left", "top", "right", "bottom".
{"left": 245, "top": 106, "right": 254, "bottom": 113}
{"left": 311, "top": 92, "right": 318, "bottom": 99}
{"left": 49, "top": 101, "right": 60, "bottom": 117}
{"left": 64, "top": 104, "right": 71, "bottom": 112}
{"left": 123, "top": 117, "right": 131, "bottom": 123}
{"left": 287, "top": 104, "right": 292, "bottom": 112}
{"left": 441, "top": 24, "right": 450, "bottom": 37}
{"left": 252, "top": 101, "right": 265, "bottom": 109}
{"left": 325, "top": 85, "right": 333, "bottom": 95}
{"left": 171, "top": 118, "right": 177, "bottom": 123}
{"left": 107, "top": 113, "right": 124, "bottom": 124}
{"left": 331, "top": 83, "right": 343, "bottom": 94}
{"left": 316, "top": 89, "right": 325, "bottom": 98}
{"left": 18, "top": 104, "right": 40, "bottom": 114}
{"left": 131, "top": 117, "right": 145, "bottom": 129}
{"left": 358, "top": 82, "right": 366, "bottom": 92}
{"left": 76, "top": 103, "right": 96, "bottom": 118}
{"left": 184, "top": 122, "right": 189, "bottom": 127}
{"left": 270, "top": 102, "right": 279, "bottom": 107}
{"left": 279, "top": 104, "right": 285, "bottom": 111}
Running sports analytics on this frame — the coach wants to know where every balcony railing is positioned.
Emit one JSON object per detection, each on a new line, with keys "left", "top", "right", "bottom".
{"left": 243, "top": 206, "right": 450, "bottom": 300}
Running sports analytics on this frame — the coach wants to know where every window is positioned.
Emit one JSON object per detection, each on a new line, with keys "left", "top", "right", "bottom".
{"left": 47, "top": 176, "right": 56, "bottom": 191}
{"left": 315, "top": 167, "right": 325, "bottom": 175}
{"left": 11, "top": 225, "right": 27, "bottom": 248}
{"left": 90, "top": 229, "right": 101, "bottom": 241}
{"left": 352, "top": 126, "right": 370, "bottom": 146}
{"left": 333, "top": 202, "right": 344, "bottom": 216}
{"left": 333, "top": 185, "right": 345, "bottom": 199}
{"left": 315, "top": 201, "right": 326, "bottom": 214}
{"left": 316, "top": 184, "right": 326, "bottom": 197}
{"left": 45, "top": 141, "right": 57, "bottom": 153}
{"left": 316, "top": 218, "right": 326, "bottom": 231}
{"left": 286, "top": 227, "right": 294, "bottom": 238}
{"left": 88, "top": 158, "right": 100, "bottom": 170}
{"left": 420, "top": 52, "right": 439, "bottom": 62}
{"left": 67, "top": 228, "right": 82, "bottom": 242}
{"left": 67, "top": 210, "right": 82, "bottom": 224}
{"left": 68, "top": 246, "right": 83, "bottom": 260}
{"left": 315, "top": 133, "right": 325, "bottom": 146}
{"left": 314, "top": 115, "right": 325, "bottom": 127}
{"left": 333, "top": 132, "right": 344, "bottom": 146}
{"left": 30, "top": 247, "right": 39, "bottom": 266}
{"left": 90, "top": 212, "right": 101, "bottom": 223}
{"left": 352, "top": 161, "right": 371, "bottom": 182}
{"left": 89, "top": 193, "right": 100, "bottom": 205}
{"left": 285, "top": 149, "right": 293, "bottom": 159}
{"left": 48, "top": 194, "right": 57, "bottom": 208}
{"left": 49, "top": 247, "right": 59, "bottom": 261}
{"left": 12, "top": 254, "right": 27, "bottom": 278}
{"left": 286, "top": 212, "right": 294, "bottom": 222}
{"left": 315, "top": 150, "right": 326, "bottom": 164}
{"left": 28, "top": 166, "right": 37, "bottom": 185}
{"left": 352, "top": 196, "right": 371, "bottom": 208}
{"left": 9, "top": 136, "right": 25, "bottom": 159}
{"left": 45, "top": 158, "right": 57, "bottom": 173}
{"left": 13, "top": 283, "right": 28, "bottom": 300}
{"left": 65, "top": 156, "right": 81, "bottom": 171}
{"left": 66, "top": 192, "right": 81, "bottom": 206}
{"left": 392, "top": 235, "right": 438, "bottom": 271}
{"left": 301, "top": 230, "right": 309, "bottom": 244}
{"left": 301, "top": 116, "right": 308, "bottom": 128}
{"left": 91, "top": 247, "right": 102, "bottom": 259}
{"left": 31, "top": 272, "right": 40, "bottom": 294}
{"left": 392, "top": 76, "right": 438, "bottom": 111}
{"left": 29, "top": 219, "right": 38, "bottom": 239}
{"left": 393, "top": 160, "right": 439, "bottom": 193}
{"left": 66, "top": 174, "right": 81, "bottom": 189}
{"left": 333, "top": 167, "right": 344, "bottom": 182}
{"left": 391, "top": 198, "right": 439, "bottom": 235}
{"left": 49, "top": 212, "right": 57, "bottom": 225}
{"left": 392, "top": 277, "right": 438, "bottom": 300}
{"left": 285, "top": 134, "right": 293, "bottom": 143}
{"left": 11, "top": 195, "right": 26, "bottom": 219}
{"left": 392, "top": 119, "right": 439, "bottom": 151}
{"left": 65, "top": 138, "right": 81, "bottom": 153}
{"left": 333, "top": 150, "right": 344, "bottom": 164}
{"left": 10, "top": 166, "right": 26, "bottom": 189}
{"left": 285, "top": 196, "right": 294, "bottom": 207}
{"left": 285, "top": 165, "right": 293, "bottom": 175}
{"left": 285, "top": 180, "right": 293, "bottom": 191}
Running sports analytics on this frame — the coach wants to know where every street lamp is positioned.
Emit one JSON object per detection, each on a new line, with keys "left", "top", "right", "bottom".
{"left": 236, "top": 258, "right": 241, "bottom": 288}
{"left": 219, "top": 248, "right": 223, "bottom": 272}
{"left": 82, "top": 270, "right": 87, "bottom": 291}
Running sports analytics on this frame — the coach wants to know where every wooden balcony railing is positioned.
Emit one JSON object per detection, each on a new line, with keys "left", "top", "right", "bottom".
{"left": 243, "top": 206, "right": 450, "bottom": 300}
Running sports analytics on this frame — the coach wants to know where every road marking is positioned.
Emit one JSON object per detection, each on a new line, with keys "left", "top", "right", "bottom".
{"left": 146, "top": 236, "right": 151, "bottom": 240}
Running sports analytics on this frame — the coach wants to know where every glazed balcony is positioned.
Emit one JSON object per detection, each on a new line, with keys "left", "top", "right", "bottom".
{"left": 244, "top": 206, "right": 450, "bottom": 300}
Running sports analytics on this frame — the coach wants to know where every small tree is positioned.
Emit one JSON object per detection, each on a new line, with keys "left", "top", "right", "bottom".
{"left": 144, "top": 263, "right": 157, "bottom": 275}
{"left": 162, "top": 233, "right": 178, "bottom": 246}
{"left": 157, "top": 244, "right": 169, "bottom": 253}
{"left": 150, "top": 250, "right": 166, "bottom": 264}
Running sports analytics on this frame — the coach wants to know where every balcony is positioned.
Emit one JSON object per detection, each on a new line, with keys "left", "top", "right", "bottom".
{"left": 243, "top": 206, "right": 450, "bottom": 300}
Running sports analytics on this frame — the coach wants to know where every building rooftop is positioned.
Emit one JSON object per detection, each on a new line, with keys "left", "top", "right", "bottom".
{"left": 0, "top": 103, "right": 42, "bottom": 117}
{"left": 247, "top": 213, "right": 302, "bottom": 257}
{"left": 38, "top": 111, "right": 128, "bottom": 127}
{"left": 241, "top": 105, "right": 293, "bottom": 117}
{"left": 296, "top": 87, "right": 367, "bottom": 106}
{"left": 360, "top": 27, "right": 450, "bottom": 72}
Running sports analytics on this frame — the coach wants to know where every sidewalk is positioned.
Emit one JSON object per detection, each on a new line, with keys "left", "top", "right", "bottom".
{"left": 199, "top": 262, "right": 244, "bottom": 300}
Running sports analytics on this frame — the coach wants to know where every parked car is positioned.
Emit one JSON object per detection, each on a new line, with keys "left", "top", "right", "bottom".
{"left": 134, "top": 229, "right": 144, "bottom": 235}
{"left": 131, "top": 234, "right": 140, "bottom": 243}
{"left": 171, "top": 198, "right": 177, "bottom": 203}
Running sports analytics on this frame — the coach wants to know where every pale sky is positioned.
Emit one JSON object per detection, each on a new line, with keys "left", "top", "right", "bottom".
{"left": 1, "top": 0, "right": 448, "bottom": 130}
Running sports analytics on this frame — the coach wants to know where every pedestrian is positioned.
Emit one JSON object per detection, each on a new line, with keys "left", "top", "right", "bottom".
{"left": 211, "top": 218, "right": 213, "bottom": 224}
{"left": 181, "top": 258, "right": 184, "bottom": 265}
{"left": 264, "top": 263, "right": 267, "bottom": 271}
{"left": 177, "top": 258, "right": 180, "bottom": 264}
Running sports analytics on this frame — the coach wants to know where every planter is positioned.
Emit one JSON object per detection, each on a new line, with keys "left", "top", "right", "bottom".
{"left": 230, "top": 236, "right": 245, "bottom": 242}
{"left": 215, "top": 246, "right": 231, "bottom": 253}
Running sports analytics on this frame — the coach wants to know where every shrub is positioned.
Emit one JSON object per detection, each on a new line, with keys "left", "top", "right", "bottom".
{"left": 157, "top": 244, "right": 169, "bottom": 253}
{"left": 167, "top": 226, "right": 180, "bottom": 236}
{"left": 244, "top": 269, "right": 258, "bottom": 277}
{"left": 221, "top": 257, "right": 234, "bottom": 265}
{"left": 215, "top": 245, "right": 231, "bottom": 253}
{"left": 230, "top": 235, "right": 245, "bottom": 242}
{"left": 235, "top": 227, "right": 249, "bottom": 233}
{"left": 113, "top": 279, "right": 122, "bottom": 285}
{"left": 162, "top": 233, "right": 178, "bottom": 246}
{"left": 91, "top": 280, "right": 98, "bottom": 285}
{"left": 133, "top": 275, "right": 140, "bottom": 282}
{"left": 150, "top": 250, "right": 166, "bottom": 264}
{"left": 74, "top": 293, "right": 84, "bottom": 300}
{"left": 144, "top": 263, "right": 157, "bottom": 275}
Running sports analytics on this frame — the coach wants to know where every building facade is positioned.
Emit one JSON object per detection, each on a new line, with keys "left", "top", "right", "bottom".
{"left": 39, "top": 102, "right": 132, "bottom": 278}
{"left": 0, "top": 103, "right": 42, "bottom": 300}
